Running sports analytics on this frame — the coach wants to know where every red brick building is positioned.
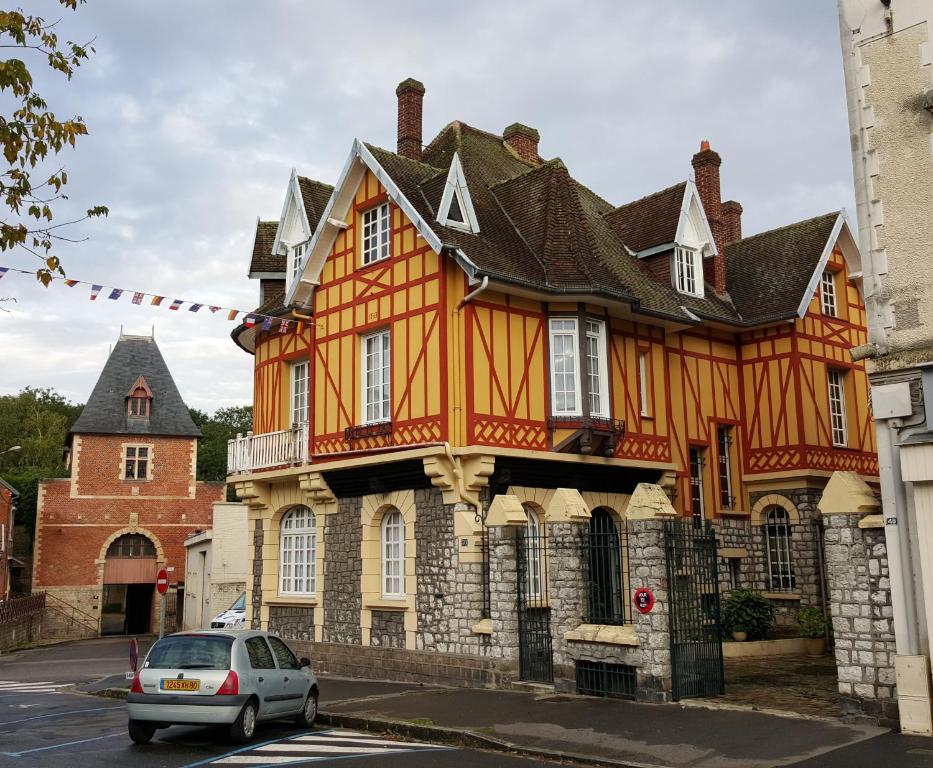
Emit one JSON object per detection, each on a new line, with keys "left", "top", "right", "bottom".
{"left": 34, "top": 334, "right": 223, "bottom": 637}
{"left": 0, "top": 478, "right": 16, "bottom": 602}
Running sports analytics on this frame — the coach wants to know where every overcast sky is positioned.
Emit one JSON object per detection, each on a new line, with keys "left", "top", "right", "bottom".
{"left": 0, "top": 1, "right": 853, "bottom": 413}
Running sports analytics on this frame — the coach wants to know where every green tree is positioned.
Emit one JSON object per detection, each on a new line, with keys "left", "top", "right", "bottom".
{"left": 0, "top": 1, "right": 108, "bottom": 286}
{"left": 0, "top": 386, "right": 82, "bottom": 535}
{"left": 189, "top": 406, "right": 252, "bottom": 498}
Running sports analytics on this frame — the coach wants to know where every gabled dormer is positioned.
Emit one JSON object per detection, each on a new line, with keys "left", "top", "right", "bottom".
{"left": 126, "top": 376, "right": 153, "bottom": 420}
{"left": 671, "top": 181, "right": 718, "bottom": 299}
{"left": 436, "top": 153, "right": 480, "bottom": 234}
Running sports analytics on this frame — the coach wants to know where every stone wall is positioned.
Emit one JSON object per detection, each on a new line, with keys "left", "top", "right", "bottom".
{"left": 322, "top": 496, "right": 362, "bottom": 645}
{"left": 268, "top": 605, "right": 315, "bottom": 641}
{"left": 823, "top": 513, "right": 898, "bottom": 725}
{"left": 250, "top": 518, "right": 263, "bottom": 628}
{"left": 370, "top": 610, "right": 405, "bottom": 648}
{"left": 413, "top": 488, "right": 458, "bottom": 652}
{"left": 43, "top": 586, "right": 100, "bottom": 640}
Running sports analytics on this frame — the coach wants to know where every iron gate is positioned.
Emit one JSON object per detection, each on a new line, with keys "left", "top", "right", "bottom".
{"left": 515, "top": 527, "right": 553, "bottom": 683}
{"left": 664, "top": 519, "right": 724, "bottom": 700}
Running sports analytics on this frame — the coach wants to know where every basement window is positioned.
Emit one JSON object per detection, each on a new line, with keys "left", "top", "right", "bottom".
{"left": 575, "top": 660, "right": 636, "bottom": 700}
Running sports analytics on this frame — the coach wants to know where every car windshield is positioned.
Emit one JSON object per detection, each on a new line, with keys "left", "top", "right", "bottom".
{"left": 145, "top": 635, "right": 234, "bottom": 670}
{"left": 231, "top": 593, "right": 246, "bottom": 611}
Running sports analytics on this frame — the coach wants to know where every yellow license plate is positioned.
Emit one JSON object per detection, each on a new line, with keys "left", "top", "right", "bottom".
{"left": 160, "top": 678, "right": 200, "bottom": 692}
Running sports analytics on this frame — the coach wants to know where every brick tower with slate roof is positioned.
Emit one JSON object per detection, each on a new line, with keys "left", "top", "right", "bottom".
{"left": 34, "top": 334, "right": 224, "bottom": 639}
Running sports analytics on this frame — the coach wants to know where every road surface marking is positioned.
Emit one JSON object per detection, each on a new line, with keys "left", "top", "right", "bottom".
{"left": 205, "top": 729, "right": 454, "bottom": 766}
{"left": 0, "top": 680, "right": 75, "bottom": 694}
{"left": 0, "top": 704, "right": 123, "bottom": 729}
{"left": 1, "top": 731, "right": 124, "bottom": 757}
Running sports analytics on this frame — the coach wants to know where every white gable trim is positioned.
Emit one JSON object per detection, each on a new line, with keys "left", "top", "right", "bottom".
{"left": 272, "top": 169, "right": 313, "bottom": 257}
{"left": 795, "top": 212, "right": 859, "bottom": 319}
{"left": 675, "top": 180, "right": 718, "bottom": 258}
{"left": 437, "top": 153, "right": 480, "bottom": 233}
{"left": 285, "top": 139, "right": 445, "bottom": 307}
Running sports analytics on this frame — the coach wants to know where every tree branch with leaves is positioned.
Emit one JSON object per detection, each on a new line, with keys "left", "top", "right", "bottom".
{"left": 0, "top": 0, "right": 107, "bottom": 286}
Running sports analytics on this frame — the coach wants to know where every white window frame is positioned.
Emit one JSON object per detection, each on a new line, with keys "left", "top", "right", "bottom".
{"left": 716, "top": 425, "right": 734, "bottom": 510}
{"left": 381, "top": 509, "right": 405, "bottom": 599}
{"left": 638, "top": 350, "right": 650, "bottom": 417}
{"left": 765, "top": 508, "right": 796, "bottom": 592}
{"left": 828, "top": 369, "right": 848, "bottom": 447}
{"left": 361, "top": 329, "right": 391, "bottom": 425}
{"left": 585, "top": 319, "right": 610, "bottom": 418}
{"left": 362, "top": 203, "right": 391, "bottom": 265}
{"left": 524, "top": 506, "right": 545, "bottom": 601}
{"left": 821, "top": 270, "right": 837, "bottom": 317}
{"left": 290, "top": 360, "right": 309, "bottom": 427}
{"left": 548, "top": 318, "right": 581, "bottom": 416}
{"left": 674, "top": 246, "right": 703, "bottom": 297}
{"left": 0, "top": 522, "right": 5, "bottom": 553}
{"left": 279, "top": 506, "right": 316, "bottom": 596}
{"left": 123, "top": 445, "right": 150, "bottom": 480}
{"left": 288, "top": 241, "right": 307, "bottom": 289}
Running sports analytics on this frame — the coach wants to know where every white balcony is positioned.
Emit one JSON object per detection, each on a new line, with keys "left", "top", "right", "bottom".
{"left": 227, "top": 425, "right": 309, "bottom": 475}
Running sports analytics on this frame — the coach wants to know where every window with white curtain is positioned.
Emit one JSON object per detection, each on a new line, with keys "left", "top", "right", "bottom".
{"left": 827, "top": 369, "right": 848, "bottom": 447}
{"left": 638, "top": 350, "right": 649, "bottom": 417}
{"left": 381, "top": 509, "right": 405, "bottom": 598}
{"left": 585, "top": 320, "right": 609, "bottom": 418}
{"left": 821, "top": 270, "right": 837, "bottom": 317}
{"left": 765, "top": 507, "right": 796, "bottom": 592}
{"left": 362, "top": 330, "right": 391, "bottom": 424}
{"left": 362, "top": 203, "right": 391, "bottom": 265}
{"left": 523, "top": 505, "right": 545, "bottom": 601}
{"left": 279, "top": 506, "right": 316, "bottom": 595}
{"left": 290, "top": 361, "right": 309, "bottom": 427}
{"left": 549, "top": 318, "right": 580, "bottom": 415}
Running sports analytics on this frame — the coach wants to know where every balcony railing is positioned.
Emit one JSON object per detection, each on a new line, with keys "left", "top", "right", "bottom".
{"left": 227, "top": 425, "right": 309, "bottom": 475}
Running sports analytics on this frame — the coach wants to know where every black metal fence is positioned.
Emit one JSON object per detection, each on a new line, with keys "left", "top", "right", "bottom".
{"left": 515, "top": 527, "right": 553, "bottom": 684}
{"left": 583, "top": 509, "right": 631, "bottom": 625}
{"left": 575, "top": 660, "right": 636, "bottom": 700}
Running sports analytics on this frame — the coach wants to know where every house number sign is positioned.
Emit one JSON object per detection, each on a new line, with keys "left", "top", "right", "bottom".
{"left": 633, "top": 587, "right": 655, "bottom": 614}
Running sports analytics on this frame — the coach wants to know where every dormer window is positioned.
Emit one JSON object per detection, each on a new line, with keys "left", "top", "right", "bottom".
{"left": 674, "top": 246, "right": 704, "bottom": 298}
{"left": 437, "top": 153, "right": 480, "bottom": 234}
{"left": 126, "top": 376, "right": 152, "bottom": 420}
{"left": 290, "top": 242, "right": 307, "bottom": 287}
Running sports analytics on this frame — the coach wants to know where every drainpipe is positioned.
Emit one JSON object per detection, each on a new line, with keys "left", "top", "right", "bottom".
{"left": 458, "top": 276, "right": 489, "bottom": 308}
{"left": 877, "top": 419, "right": 921, "bottom": 655}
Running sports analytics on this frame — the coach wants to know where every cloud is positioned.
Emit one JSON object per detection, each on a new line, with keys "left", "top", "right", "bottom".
{"left": 3, "top": 0, "right": 855, "bottom": 413}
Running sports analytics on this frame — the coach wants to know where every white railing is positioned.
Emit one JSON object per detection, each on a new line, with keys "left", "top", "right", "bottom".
{"left": 227, "top": 424, "right": 309, "bottom": 474}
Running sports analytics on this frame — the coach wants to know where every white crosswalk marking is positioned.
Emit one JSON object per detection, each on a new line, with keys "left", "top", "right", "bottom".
{"left": 0, "top": 681, "right": 74, "bottom": 694}
{"left": 209, "top": 728, "right": 449, "bottom": 765}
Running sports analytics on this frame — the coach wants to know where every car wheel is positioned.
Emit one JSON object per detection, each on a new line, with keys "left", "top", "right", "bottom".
{"left": 230, "top": 699, "right": 258, "bottom": 744}
{"left": 294, "top": 691, "right": 318, "bottom": 728}
{"left": 128, "top": 719, "right": 155, "bottom": 745}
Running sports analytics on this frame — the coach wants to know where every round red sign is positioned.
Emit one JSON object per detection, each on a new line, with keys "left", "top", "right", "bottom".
{"left": 633, "top": 587, "right": 655, "bottom": 614}
{"left": 156, "top": 568, "right": 169, "bottom": 595}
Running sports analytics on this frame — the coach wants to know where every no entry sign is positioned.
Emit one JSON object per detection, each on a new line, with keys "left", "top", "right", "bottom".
{"left": 156, "top": 568, "right": 169, "bottom": 594}
{"left": 633, "top": 587, "right": 655, "bottom": 614}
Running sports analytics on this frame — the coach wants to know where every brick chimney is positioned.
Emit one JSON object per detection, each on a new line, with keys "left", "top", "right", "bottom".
{"left": 692, "top": 140, "right": 728, "bottom": 294}
{"left": 396, "top": 78, "right": 425, "bottom": 161}
{"left": 721, "top": 200, "right": 743, "bottom": 245}
{"left": 503, "top": 123, "right": 540, "bottom": 164}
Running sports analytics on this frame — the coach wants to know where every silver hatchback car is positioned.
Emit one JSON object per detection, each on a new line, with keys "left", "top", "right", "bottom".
{"left": 126, "top": 630, "right": 319, "bottom": 744}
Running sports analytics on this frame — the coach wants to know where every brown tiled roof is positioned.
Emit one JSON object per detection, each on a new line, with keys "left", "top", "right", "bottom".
{"left": 297, "top": 176, "right": 334, "bottom": 227}
{"left": 725, "top": 212, "right": 839, "bottom": 323}
{"left": 603, "top": 182, "right": 686, "bottom": 253}
{"left": 248, "top": 221, "right": 281, "bottom": 275}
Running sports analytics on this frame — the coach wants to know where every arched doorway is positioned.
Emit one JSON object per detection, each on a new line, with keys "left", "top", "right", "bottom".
{"left": 101, "top": 533, "right": 157, "bottom": 635}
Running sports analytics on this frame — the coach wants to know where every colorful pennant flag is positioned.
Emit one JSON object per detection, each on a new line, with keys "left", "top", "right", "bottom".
{"left": 108, "top": 288, "right": 123, "bottom": 300}
{"left": 64, "top": 279, "right": 78, "bottom": 287}
{"left": 151, "top": 295, "right": 165, "bottom": 306}
{"left": 188, "top": 303, "right": 202, "bottom": 313}
{"left": 244, "top": 315, "right": 256, "bottom": 328}
{"left": 90, "top": 284, "right": 102, "bottom": 300}
{"left": 169, "top": 299, "right": 183, "bottom": 311}
{"left": 278, "top": 320, "right": 290, "bottom": 333}
{"left": 132, "top": 292, "right": 144, "bottom": 305}
{"left": 227, "top": 309, "right": 239, "bottom": 321}
{"left": 209, "top": 306, "right": 221, "bottom": 314}
{"left": 261, "top": 317, "right": 272, "bottom": 331}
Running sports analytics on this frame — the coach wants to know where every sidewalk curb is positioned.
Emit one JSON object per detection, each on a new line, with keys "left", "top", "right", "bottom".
{"left": 317, "top": 710, "right": 666, "bottom": 768}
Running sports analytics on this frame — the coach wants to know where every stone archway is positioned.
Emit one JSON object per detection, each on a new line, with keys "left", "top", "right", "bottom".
{"left": 100, "top": 531, "right": 160, "bottom": 635}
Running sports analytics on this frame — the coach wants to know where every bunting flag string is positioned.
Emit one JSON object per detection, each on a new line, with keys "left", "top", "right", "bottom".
{"left": 0, "top": 265, "right": 308, "bottom": 333}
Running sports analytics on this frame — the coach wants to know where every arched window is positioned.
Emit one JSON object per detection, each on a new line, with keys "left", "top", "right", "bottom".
{"left": 279, "top": 506, "right": 316, "bottom": 595}
{"left": 381, "top": 509, "right": 405, "bottom": 598}
{"left": 106, "top": 533, "right": 155, "bottom": 558}
{"left": 523, "top": 505, "right": 545, "bottom": 601}
{"left": 765, "top": 507, "right": 796, "bottom": 592}
{"left": 586, "top": 508, "right": 629, "bottom": 625}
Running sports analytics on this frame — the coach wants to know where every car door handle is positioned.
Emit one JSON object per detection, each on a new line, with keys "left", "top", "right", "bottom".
{"left": 258, "top": 677, "right": 264, "bottom": 683}
{"left": 284, "top": 677, "right": 289, "bottom": 682}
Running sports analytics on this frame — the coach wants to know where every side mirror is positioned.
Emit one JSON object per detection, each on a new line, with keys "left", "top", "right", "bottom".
{"left": 299, "top": 657, "right": 311, "bottom": 669}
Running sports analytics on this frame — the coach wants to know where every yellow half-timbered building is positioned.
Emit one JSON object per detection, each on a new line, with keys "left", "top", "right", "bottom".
{"left": 228, "top": 79, "right": 875, "bottom": 700}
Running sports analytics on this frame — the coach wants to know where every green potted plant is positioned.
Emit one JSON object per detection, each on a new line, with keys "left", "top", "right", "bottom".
{"left": 794, "top": 607, "right": 828, "bottom": 656}
{"left": 722, "top": 589, "right": 775, "bottom": 643}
